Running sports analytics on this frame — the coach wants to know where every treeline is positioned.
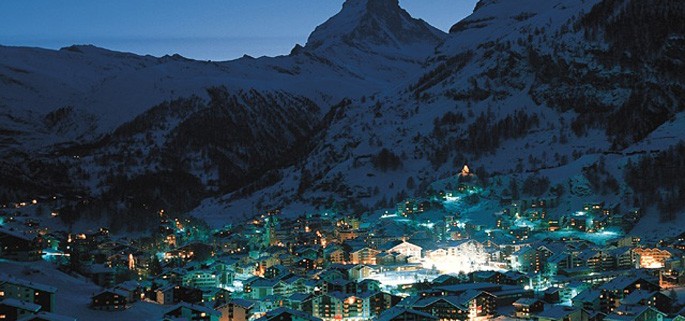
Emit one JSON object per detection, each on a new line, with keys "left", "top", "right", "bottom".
{"left": 422, "top": 110, "right": 540, "bottom": 170}
{"left": 581, "top": 0, "right": 685, "bottom": 59}
{"left": 411, "top": 51, "right": 474, "bottom": 98}
{"left": 371, "top": 148, "right": 402, "bottom": 171}
{"left": 583, "top": 156, "right": 620, "bottom": 195}
{"left": 625, "top": 142, "right": 685, "bottom": 221}
{"left": 165, "top": 87, "right": 321, "bottom": 193}
{"left": 456, "top": 110, "right": 540, "bottom": 156}
{"left": 59, "top": 171, "right": 206, "bottom": 232}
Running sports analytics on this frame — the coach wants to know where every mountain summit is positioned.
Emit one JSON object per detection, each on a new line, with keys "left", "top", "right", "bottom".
{"left": 305, "top": 0, "right": 445, "bottom": 52}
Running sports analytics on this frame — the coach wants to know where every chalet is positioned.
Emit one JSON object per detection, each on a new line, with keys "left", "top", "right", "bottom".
{"left": 114, "top": 280, "right": 142, "bottom": 303}
{"left": 469, "top": 270, "right": 529, "bottom": 286}
{"left": 164, "top": 302, "right": 221, "bottom": 321}
{"left": 633, "top": 248, "right": 673, "bottom": 269}
{"left": 182, "top": 269, "right": 219, "bottom": 289}
{"left": 377, "top": 307, "right": 438, "bottom": 321}
{"left": 217, "top": 299, "right": 255, "bottom": 321}
{"left": 599, "top": 276, "right": 660, "bottom": 313}
{"left": 572, "top": 289, "right": 601, "bottom": 312}
{"left": 513, "top": 298, "right": 544, "bottom": 319}
{"left": 543, "top": 287, "right": 561, "bottom": 304}
{"left": 380, "top": 240, "right": 422, "bottom": 262}
{"left": 324, "top": 246, "right": 347, "bottom": 264}
{"left": 0, "top": 298, "right": 41, "bottom": 320}
{"left": 249, "top": 278, "right": 281, "bottom": 300}
{"left": 265, "top": 265, "right": 290, "bottom": 280}
{"left": 156, "top": 285, "right": 203, "bottom": 305}
{"left": 607, "top": 247, "right": 636, "bottom": 270}
{"left": 358, "top": 279, "right": 381, "bottom": 293}
{"left": 90, "top": 289, "right": 129, "bottom": 311}
{"left": 603, "top": 305, "right": 666, "bottom": 321}
{"left": 316, "top": 269, "right": 346, "bottom": 283}
{"left": 411, "top": 290, "right": 496, "bottom": 321}
{"left": 312, "top": 291, "right": 399, "bottom": 321}
{"left": 510, "top": 245, "right": 555, "bottom": 273}
{"left": 286, "top": 293, "right": 313, "bottom": 313}
{"left": 156, "top": 284, "right": 176, "bottom": 305}
{"left": 619, "top": 290, "right": 672, "bottom": 314}
{"left": 376, "top": 252, "right": 407, "bottom": 266}
{"left": 84, "top": 263, "right": 115, "bottom": 287}
{"left": 575, "top": 249, "right": 614, "bottom": 272}
{"left": 0, "top": 274, "right": 57, "bottom": 312}
{"left": 0, "top": 227, "right": 42, "bottom": 261}
{"left": 349, "top": 245, "right": 380, "bottom": 265}
{"left": 434, "top": 283, "right": 531, "bottom": 307}
{"left": 349, "top": 265, "right": 373, "bottom": 281}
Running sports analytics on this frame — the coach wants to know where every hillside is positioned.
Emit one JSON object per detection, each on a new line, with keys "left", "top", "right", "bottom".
{"left": 0, "top": 0, "right": 684, "bottom": 238}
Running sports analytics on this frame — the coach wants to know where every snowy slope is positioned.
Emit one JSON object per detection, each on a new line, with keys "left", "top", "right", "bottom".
{"left": 0, "top": 0, "right": 683, "bottom": 235}
{"left": 189, "top": 0, "right": 685, "bottom": 234}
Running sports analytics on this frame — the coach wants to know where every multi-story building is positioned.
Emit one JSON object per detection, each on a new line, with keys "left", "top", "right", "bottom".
{"left": 0, "top": 274, "right": 57, "bottom": 312}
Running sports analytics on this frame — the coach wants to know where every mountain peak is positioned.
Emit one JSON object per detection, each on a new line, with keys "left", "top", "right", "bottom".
{"left": 305, "top": 0, "right": 445, "bottom": 52}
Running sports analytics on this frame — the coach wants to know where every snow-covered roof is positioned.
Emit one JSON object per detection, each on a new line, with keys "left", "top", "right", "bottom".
{"left": 17, "top": 311, "right": 76, "bottom": 321}
{"left": 165, "top": 302, "right": 220, "bottom": 317}
{"left": 255, "top": 307, "right": 322, "bottom": 321}
{"left": 0, "top": 298, "right": 42, "bottom": 312}
{"left": 377, "top": 306, "right": 438, "bottom": 321}
{"left": 0, "top": 273, "right": 57, "bottom": 293}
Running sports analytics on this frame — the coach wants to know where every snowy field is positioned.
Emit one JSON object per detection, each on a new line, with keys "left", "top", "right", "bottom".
{"left": 0, "top": 260, "right": 167, "bottom": 321}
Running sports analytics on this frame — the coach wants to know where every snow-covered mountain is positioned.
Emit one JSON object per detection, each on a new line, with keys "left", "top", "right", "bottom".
{"left": 1, "top": 0, "right": 684, "bottom": 236}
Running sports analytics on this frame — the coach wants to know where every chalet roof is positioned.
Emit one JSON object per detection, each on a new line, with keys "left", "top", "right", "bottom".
{"left": 572, "top": 288, "right": 600, "bottom": 303}
{"left": 359, "top": 278, "right": 379, "bottom": 284}
{"left": 17, "top": 311, "right": 77, "bottom": 321}
{"left": 512, "top": 246, "right": 533, "bottom": 256}
{"left": 413, "top": 290, "right": 490, "bottom": 311}
{"left": 94, "top": 289, "right": 129, "bottom": 298}
{"left": 504, "top": 270, "right": 528, "bottom": 280}
{"left": 165, "top": 302, "right": 220, "bottom": 317}
{"left": 412, "top": 296, "right": 467, "bottom": 311}
{"left": 600, "top": 276, "right": 656, "bottom": 291}
{"left": 513, "top": 298, "right": 542, "bottom": 307}
{"left": 471, "top": 270, "right": 498, "bottom": 279}
{"left": 432, "top": 274, "right": 459, "bottom": 284}
{"left": 288, "top": 293, "right": 312, "bottom": 302}
{"left": 620, "top": 290, "right": 663, "bottom": 306}
{"left": 255, "top": 307, "right": 322, "bottom": 321}
{"left": 436, "top": 282, "right": 503, "bottom": 294}
{"left": 534, "top": 305, "right": 581, "bottom": 320}
{"left": 327, "top": 291, "right": 352, "bottom": 301}
{"left": 408, "top": 238, "right": 437, "bottom": 250}
{"left": 0, "top": 274, "right": 57, "bottom": 293}
{"left": 577, "top": 249, "right": 600, "bottom": 261}
{"left": 226, "top": 298, "right": 256, "bottom": 309}
{"left": 0, "top": 298, "right": 41, "bottom": 312}
{"left": 327, "top": 278, "right": 353, "bottom": 286}
{"left": 0, "top": 226, "right": 36, "bottom": 241}
{"left": 378, "top": 240, "right": 404, "bottom": 251}
{"left": 377, "top": 307, "right": 438, "bottom": 321}
{"left": 251, "top": 278, "right": 279, "bottom": 288}
{"left": 547, "top": 252, "right": 569, "bottom": 264}
{"left": 604, "top": 305, "right": 664, "bottom": 321}
{"left": 115, "top": 280, "right": 141, "bottom": 292}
